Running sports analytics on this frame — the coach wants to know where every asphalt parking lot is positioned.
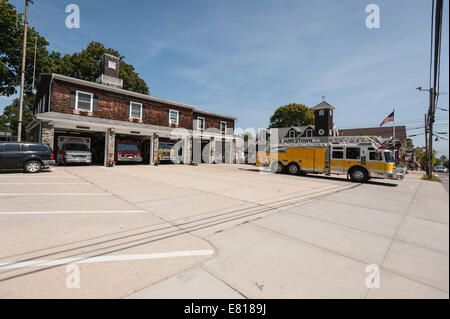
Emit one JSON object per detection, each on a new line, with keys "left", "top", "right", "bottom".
{"left": 0, "top": 164, "right": 354, "bottom": 298}
{"left": 0, "top": 164, "right": 447, "bottom": 298}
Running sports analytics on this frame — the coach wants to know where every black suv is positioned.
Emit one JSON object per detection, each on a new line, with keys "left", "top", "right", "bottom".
{"left": 0, "top": 142, "right": 55, "bottom": 173}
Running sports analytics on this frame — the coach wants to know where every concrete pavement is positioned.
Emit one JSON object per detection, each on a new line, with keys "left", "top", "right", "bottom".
{"left": 1, "top": 164, "right": 447, "bottom": 298}
{"left": 130, "top": 170, "right": 449, "bottom": 299}
{"left": 0, "top": 164, "right": 353, "bottom": 298}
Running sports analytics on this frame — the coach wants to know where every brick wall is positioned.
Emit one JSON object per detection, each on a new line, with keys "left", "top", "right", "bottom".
{"left": 50, "top": 80, "right": 201, "bottom": 130}
{"left": 193, "top": 112, "right": 235, "bottom": 131}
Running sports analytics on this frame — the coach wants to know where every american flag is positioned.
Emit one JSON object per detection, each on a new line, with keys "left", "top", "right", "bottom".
{"left": 380, "top": 110, "right": 394, "bottom": 127}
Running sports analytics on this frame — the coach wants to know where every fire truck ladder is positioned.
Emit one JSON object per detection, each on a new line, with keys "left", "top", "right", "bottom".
{"left": 329, "top": 136, "right": 388, "bottom": 147}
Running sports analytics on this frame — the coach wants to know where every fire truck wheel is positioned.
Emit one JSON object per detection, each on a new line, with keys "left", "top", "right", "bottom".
{"left": 288, "top": 162, "right": 300, "bottom": 175}
{"left": 350, "top": 167, "right": 368, "bottom": 183}
{"left": 271, "top": 162, "right": 284, "bottom": 174}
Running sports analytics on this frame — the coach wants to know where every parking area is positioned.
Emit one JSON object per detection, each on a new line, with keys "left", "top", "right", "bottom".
{"left": 1, "top": 164, "right": 447, "bottom": 298}
{"left": 0, "top": 164, "right": 354, "bottom": 298}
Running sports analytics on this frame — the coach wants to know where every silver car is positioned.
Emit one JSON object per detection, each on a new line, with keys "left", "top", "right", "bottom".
{"left": 434, "top": 166, "right": 449, "bottom": 174}
{"left": 61, "top": 143, "right": 92, "bottom": 164}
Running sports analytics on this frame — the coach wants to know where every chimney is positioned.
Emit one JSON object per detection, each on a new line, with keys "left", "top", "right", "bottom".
{"left": 95, "top": 53, "right": 123, "bottom": 88}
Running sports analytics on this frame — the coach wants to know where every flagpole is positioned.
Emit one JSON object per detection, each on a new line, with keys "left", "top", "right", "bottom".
{"left": 393, "top": 108, "right": 395, "bottom": 142}
{"left": 393, "top": 108, "right": 396, "bottom": 162}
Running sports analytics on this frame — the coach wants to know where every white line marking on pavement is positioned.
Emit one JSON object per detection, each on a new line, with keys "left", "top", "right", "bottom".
{"left": 0, "top": 176, "right": 78, "bottom": 178}
{"left": 0, "top": 250, "right": 215, "bottom": 269}
{"left": 0, "top": 183, "right": 89, "bottom": 185}
{"left": 0, "top": 193, "right": 111, "bottom": 196}
{"left": 0, "top": 210, "right": 146, "bottom": 215}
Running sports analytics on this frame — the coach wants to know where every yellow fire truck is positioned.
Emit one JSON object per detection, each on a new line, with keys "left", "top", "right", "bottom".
{"left": 158, "top": 142, "right": 175, "bottom": 161}
{"left": 256, "top": 136, "right": 405, "bottom": 182}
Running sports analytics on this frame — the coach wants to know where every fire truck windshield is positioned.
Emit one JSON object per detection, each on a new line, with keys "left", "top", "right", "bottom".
{"left": 117, "top": 144, "right": 139, "bottom": 152}
{"left": 63, "top": 143, "right": 89, "bottom": 151}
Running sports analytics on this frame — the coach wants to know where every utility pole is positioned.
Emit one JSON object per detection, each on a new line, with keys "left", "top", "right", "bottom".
{"left": 424, "top": 113, "right": 428, "bottom": 173}
{"left": 427, "top": 88, "right": 435, "bottom": 177}
{"left": 17, "top": 0, "right": 29, "bottom": 142}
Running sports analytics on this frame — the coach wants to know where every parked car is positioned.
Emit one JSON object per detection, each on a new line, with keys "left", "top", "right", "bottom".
{"left": 0, "top": 142, "right": 55, "bottom": 173}
{"left": 433, "top": 165, "right": 449, "bottom": 173}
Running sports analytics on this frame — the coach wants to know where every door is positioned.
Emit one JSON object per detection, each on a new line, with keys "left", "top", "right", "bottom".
{"left": 344, "top": 147, "right": 361, "bottom": 173}
{"left": 367, "top": 150, "right": 385, "bottom": 174}
{"left": 314, "top": 148, "right": 326, "bottom": 173}
{"left": 330, "top": 146, "right": 345, "bottom": 174}
{"left": 0, "top": 143, "right": 23, "bottom": 168}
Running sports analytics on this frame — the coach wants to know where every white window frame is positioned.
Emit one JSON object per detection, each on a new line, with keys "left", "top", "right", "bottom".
{"left": 129, "top": 101, "right": 143, "bottom": 120}
{"left": 169, "top": 109, "right": 179, "bottom": 125}
{"left": 197, "top": 117, "right": 206, "bottom": 130}
{"left": 220, "top": 121, "right": 227, "bottom": 133}
{"left": 288, "top": 130, "right": 296, "bottom": 138}
{"left": 75, "top": 90, "right": 93, "bottom": 112}
{"left": 305, "top": 129, "right": 313, "bottom": 137}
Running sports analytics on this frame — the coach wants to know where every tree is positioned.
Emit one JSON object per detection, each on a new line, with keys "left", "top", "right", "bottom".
{"left": 269, "top": 103, "right": 314, "bottom": 128}
{"left": 0, "top": 0, "right": 55, "bottom": 96}
{"left": 52, "top": 41, "right": 149, "bottom": 95}
{"left": 414, "top": 147, "right": 440, "bottom": 171}
{"left": 0, "top": 97, "right": 34, "bottom": 138}
{"left": 406, "top": 138, "right": 414, "bottom": 150}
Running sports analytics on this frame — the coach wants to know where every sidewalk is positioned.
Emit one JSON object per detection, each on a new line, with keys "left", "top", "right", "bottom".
{"left": 129, "top": 174, "right": 449, "bottom": 299}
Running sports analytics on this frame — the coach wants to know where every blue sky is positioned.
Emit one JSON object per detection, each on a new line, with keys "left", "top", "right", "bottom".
{"left": 2, "top": 0, "right": 449, "bottom": 156}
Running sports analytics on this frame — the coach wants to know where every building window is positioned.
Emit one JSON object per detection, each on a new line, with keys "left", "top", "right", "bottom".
{"left": 169, "top": 109, "right": 179, "bottom": 125}
{"left": 305, "top": 129, "right": 313, "bottom": 137}
{"left": 108, "top": 60, "right": 116, "bottom": 70}
{"left": 75, "top": 91, "right": 93, "bottom": 112}
{"left": 288, "top": 130, "right": 295, "bottom": 138}
{"left": 197, "top": 117, "right": 206, "bottom": 130}
{"left": 129, "top": 101, "right": 143, "bottom": 119}
{"left": 220, "top": 121, "right": 227, "bottom": 133}
{"left": 319, "top": 110, "right": 324, "bottom": 116}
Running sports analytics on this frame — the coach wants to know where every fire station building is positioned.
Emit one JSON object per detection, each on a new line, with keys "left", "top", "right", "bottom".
{"left": 26, "top": 54, "right": 237, "bottom": 166}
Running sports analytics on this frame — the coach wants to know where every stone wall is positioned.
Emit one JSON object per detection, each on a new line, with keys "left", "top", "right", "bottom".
{"left": 41, "top": 122, "right": 55, "bottom": 150}
{"left": 106, "top": 128, "right": 115, "bottom": 166}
